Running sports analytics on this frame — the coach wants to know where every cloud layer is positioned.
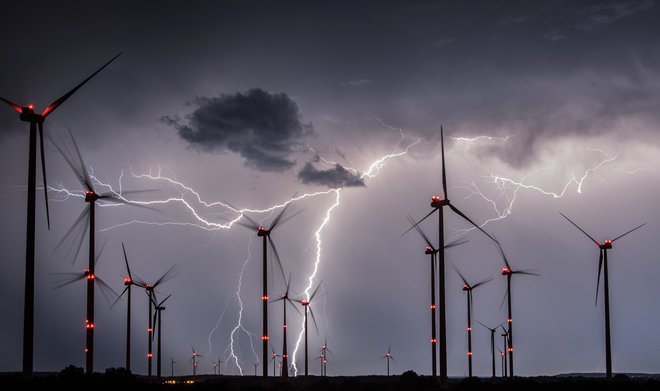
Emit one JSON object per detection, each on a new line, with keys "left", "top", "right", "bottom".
{"left": 297, "top": 162, "right": 365, "bottom": 188}
{"left": 163, "top": 89, "right": 313, "bottom": 172}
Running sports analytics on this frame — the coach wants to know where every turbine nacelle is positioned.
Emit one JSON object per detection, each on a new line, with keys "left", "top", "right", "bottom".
{"left": 123, "top": 277, "right": 132, "bottom": 285}
{"left": 424, "top": 246, "right": 436, "bottom": 255}
{"left": 462, "top": 284, "right": 470, "bottom": 291}
{"left": 84, "top": 191, "right": 98, "bottom": 203}
{"left": 19, "top": 105, "right": 45, "bottom": 123}
{"left": 301, "top": 299, "right": 309, "bottom": 306}
{"left": 501, "top": 267, "right": 512, "bottom": 276}
{"left": 430, "top": 195, "right": 449, "bottom": 208}
{"left": 600, "top": 240, "right": 613, "bottom": 250}
{"left": 84, "top": 268, "right": 95, "bottom": 280}
{"left": 257, "top": 226, "right": 270, "bottom": 236}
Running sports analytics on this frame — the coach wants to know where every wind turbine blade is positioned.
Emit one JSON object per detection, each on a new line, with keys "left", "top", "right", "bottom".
{"left": 596, "top": 249, "right": 603, "bottom": 307}
{"left": 499, "top": 284, "right": 508, "bottom": 310}
{"left": 94, "top": 238, "right": 109, "bottom": 267}
{"left": 41, "top": 53, "right": 122, "bottom": 118}
{"left": 444, "top": 237, "right": 468, "bottom": 249}
{"left": 270, "top": 296, "right": 285, "bottom": 303}
{"left": 267, "top": 237, "right": 286, "bottom": 284}
{"left": 122, "top": 242, "right": 132, "bottom": 279}
{"left": 309, "top": 283, "right": 322, "bottom": 302}
{"left": 406, "top": 215, "right": 434, "bottom": 248}
{"left": 450, "top": 262, "right": 468, "bottom": 286}
{"left": 50, "top": 133, "right": 88, "bottom": 190}
{"left": 308, "top": 306, "right": 320, "bottom": 334}
{"left": 559, "top": 212, "right": 600, "bottom": 246}
{"left": 234, "top": 220, "right": 259, "bottom": 231}
{"left": 269, "top": 199, "right": 294, "bottom": 230}
{"left": 235, "top": 209, "right": 260, "bottom": 230}
{"left": 54, "top": 207, "right": 89, "bottom": 259}
{"left": 98, "top": 194, "right": 160, "bottom": 212}
{"left": 152, "top": 312, "right": 158, "bottom": 339}
{"left": 287, "top": 298, "right": 303, "bottom": 316}
{"left": 159, "top": 294, "right": 172, "bottom": 306}
{"left": 448, "top": 204, "right": 496, "bottom": 243}
{"left": 611, "top": 223, "right": 646, "bottom": 242}
{"left": 53, "top": 274, "right": 85, "bottom": 289}
{"left": 37, "top": 122, "right": 51, "bottom": 230}
{"left": 401, "top": 209, "right": 437, "bottom": 237}
{"left": 441, "top": 126, "right": 448, "bottom": 200}
{"left": 514, "top": 270, "right": 540, "bottom": 277}
{"left": 474, "top": 320, "right": 492, "bottom": 331}
{"left": 66, "top": 129, "right": 94, "bottom": 192}
{"left": 96, "top": 276, "right": 119, "bottom": 306}
{"left": 0, "top": 97, "right": 22, "bottom": 112}
{"left": 472, "top": 277, "right": 493, "bottom": 289}
{"left": 111, "top": 286, "right": 129, "bottom": 308}
{"left": 495, "top": 240, "right": 511, "bottom": 271}
{"left": 273, "top": 207, "right": 305, "bottom": 230}
{"left": 154, "top": 264, "right": 177, "bottom": 287}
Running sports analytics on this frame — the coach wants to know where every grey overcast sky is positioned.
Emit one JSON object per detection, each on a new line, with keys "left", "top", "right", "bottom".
{"left": 1, "top": 0, "right": 660, "bottom": 377}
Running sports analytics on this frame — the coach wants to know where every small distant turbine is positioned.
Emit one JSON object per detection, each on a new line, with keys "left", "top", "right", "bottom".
{"left": 382, "top": 345, "right": 394, "bottom": 376}
{"left": 451, "top": 264, "right": 491, "bottom": 378}
{"left": 475, "top": 320, "right": 505, "bottom": 378}
{"left": 296, "top": 283, "right": 321, "bottom": 377}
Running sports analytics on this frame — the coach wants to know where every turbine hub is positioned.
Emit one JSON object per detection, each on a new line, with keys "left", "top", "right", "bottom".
{"left": 84, "top": 191, "right": 98, "bottom": 203}
{"left": 501, "top": 267, "right": 512, "bottom": 275}
{"left": 601, "top": 240, "right": 613, "bottom": 249}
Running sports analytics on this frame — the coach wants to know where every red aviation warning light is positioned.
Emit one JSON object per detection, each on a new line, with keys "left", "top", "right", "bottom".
{"left": 502, "top": 267, "right": 511, "bottom": 275}
{"left": 124, "top": 277, "right": 131, "bottom": 285}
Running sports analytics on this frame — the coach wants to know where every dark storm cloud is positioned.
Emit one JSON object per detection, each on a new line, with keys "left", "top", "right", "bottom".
{"left": 163, "top": 89, "right": 314, "bottom": 172}
{"left": 297, "top": 162, "right": 365, "bottom": 188}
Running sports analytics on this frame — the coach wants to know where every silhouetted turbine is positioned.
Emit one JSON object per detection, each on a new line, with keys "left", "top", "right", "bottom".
{"left": 53, "top": 129, "right": 149, "bottom": 374}
{"left": 403, "top": 126, "right": 496, "bottom": 383}
{"left": 190, "top": 346, "right": 203, "bottom": 378}
{"left": 297, "top": 283, "right": 321, "bottom": 377}
{"left": 133, "top": 265, "right": 176, "bottom": 379}
{"left": 271, "top": 273, "right": 301, "bottom": 379}
{"left": 1, "top": 52, "right": 120, "bottom": 378}
{"left": 382, "top": 345, "right": 394, "bottom": 376}
{"left": 475, "top": 320, "right": 505, "bottom": 378}
{"left": 151, "top": 293, "right": 171, "bottom": 380}
{"left": 112, "top": 243, "right": 139, "bottom": 372}
{"left": 496, "top": 241, "right": 539, "bottom": 377}
{"left": 452, "top": 264, "right": 491, "bottom": 378}
{"left": 559, "top": 212, "right": 645, "bottom": 380}
{"left": 235, "top": 201, "right": 302, "bottom": 377}
{"left": 406, "top": 215, "right": 466, "bottom": 377}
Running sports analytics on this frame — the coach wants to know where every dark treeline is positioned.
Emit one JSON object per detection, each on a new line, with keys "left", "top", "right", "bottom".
{"left": 2, "top": 367, "right": 660, "bottom": 390}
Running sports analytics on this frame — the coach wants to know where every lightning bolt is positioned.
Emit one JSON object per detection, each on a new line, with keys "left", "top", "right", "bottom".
{"left": 46, "top": 122, "right": 420, "bottom": 377}
{"left": 450, "top": 139, "right": 621, "bottom": 235}
{"left": 291, "top": 132, "right": 421, "bottom": 375}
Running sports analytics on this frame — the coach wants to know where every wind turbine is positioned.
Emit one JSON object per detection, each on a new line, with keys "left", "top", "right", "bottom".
{"left": 382, "top": 346, "right": 394, "bottom": 376}
{"left": 559, "top": 212, "right": 646, "bottom": 380}
{"left": 171, "top": 358, "right": 176, "bottom": 377}
{"left": 54, "top": 245, "right": 117, "bottom": 365}
{"left": 270, "top": 347, "right": 281, "bottom": 377}
{"left": 403, "top": 126, "right": 496, "bottom": 383}
{"left": 497, "top": 242, "right": 538, "bottom": 377}
{"left": 475, "top": 320, "right": 505, "bottom": 378}
{"left": 406, "top": 215, "right": 466, "bottom": 377}
{"left": 151, "top": 293, "right": 171, "bottom": 380}
{"left": 53, "top": 130, "right": 147, "bottom": 374}
{"left": 132, "top": 265, "right": 176, "bottom": 379}
{"left": 498, "top": 349, "right": 505, "bottom": 377}
{"left": 191, "top": 346, "right": 203, "bottom": 378}
{"left": 319, "top": 338, "right": 332, "bottom": 376}
{"left": 253, "top": 362, "right": 258, "bottom": 376}
{"left": 1, "top": 53, "right": 120, "bottom": 378}
{"left": 500, "top": 327, "right": 508, "bottom": 377}
{"left": 297, "top": 283, "right": 321, "bottom": 377}
{"left": 451, "top": 264, "right": 491, "bottom": 378}
{"left": 236, "top": 201, "right": 302, "bottom": 377}
{"left": 270, "top": 274, "right": 301, "bottom": 379}
{"left": 112, "top": 243, "right": 139, "bottom": 372}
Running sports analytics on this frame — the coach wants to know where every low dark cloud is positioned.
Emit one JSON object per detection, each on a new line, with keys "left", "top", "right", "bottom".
{"left": 163, "top": 88, "right": 313, "bottom": 172}
{"left": 297, "top": 162, "right": 365, "bottom": 188}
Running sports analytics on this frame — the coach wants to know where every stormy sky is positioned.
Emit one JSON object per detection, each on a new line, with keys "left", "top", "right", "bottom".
{"left": 1, "top": 0, "right": 660, "bottom": 377}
